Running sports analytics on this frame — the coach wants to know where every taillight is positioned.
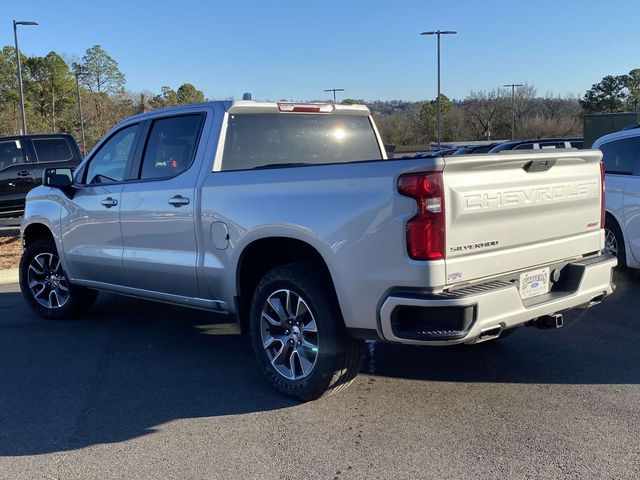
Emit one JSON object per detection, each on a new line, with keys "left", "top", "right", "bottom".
{"left": 398, "top": 172, "right": 445, "bottom": 260}
{"left": 277, "top": 103, "right": 335, "bottom": 113}
{"left": 600, "top": 161, "right": 605, "bottom": 229}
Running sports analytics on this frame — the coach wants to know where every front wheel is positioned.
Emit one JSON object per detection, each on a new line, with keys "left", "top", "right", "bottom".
{"left": 19, "top": 237, "right": 98, "bottom": 319}
{"left": 250, "top": 263, "right": 363, "bottom": 401}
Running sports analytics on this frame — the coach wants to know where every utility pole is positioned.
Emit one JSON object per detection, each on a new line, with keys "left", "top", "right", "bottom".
{"left": 323, "top": 88, "right": 345, "bottom": 103}
{"left": 13, "top": 20, "right": 38, "bottom": 134}
{"left": 503, "top": 83, "right": 523, "bottom": 140}
{"left": 51, "top": 84, "right": 55, "bottom": 131}
{"left": 421, "top": 30, "right": 457, "bottom": 150}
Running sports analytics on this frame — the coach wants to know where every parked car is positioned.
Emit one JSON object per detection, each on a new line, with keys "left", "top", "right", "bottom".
{"left": 411, "top": 148, "right": 459, "bottom": 158}
{"left": 20, "top": 101, "right": 615, "bottom": 400}
{"left": 0, "top": 134, "right": 83, "bottom": 221}
{"left": 453, "top": 143, "right": 503, "bottom": 155}
{"left": 488, "top": 138, "right": 583, "bottom": 153}
{"left": 593, "top": 128, "right": 640, "bottom": 269}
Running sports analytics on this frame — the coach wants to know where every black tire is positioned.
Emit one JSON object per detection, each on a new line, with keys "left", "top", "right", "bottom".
{"left": 605, "top": 216, "right": 627, "bottom": 271}
{"left": 19, "top": 237, "right": 98, "bottom": 319}
{"left": 250, "top": 262, "right": 363, "bottom": 401}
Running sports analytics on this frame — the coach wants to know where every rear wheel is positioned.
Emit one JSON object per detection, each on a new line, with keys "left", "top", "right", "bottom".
{"left": 250, "top": 263, "right": 363, "bottom": 401}
{"left": 604, "top": 217, "right": 626, "bottom": 271}
{"left": 19, "top": 238, "right": 98, "bottom": 319}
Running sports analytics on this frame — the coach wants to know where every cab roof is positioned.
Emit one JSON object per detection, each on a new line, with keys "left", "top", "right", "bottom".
{"left": 225, "top": 100, "right": 371, "bottom": 116}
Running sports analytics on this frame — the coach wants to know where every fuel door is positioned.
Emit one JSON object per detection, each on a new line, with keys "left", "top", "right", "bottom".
{"left": 211, "top": 221, "right": 230, "bottom": 250}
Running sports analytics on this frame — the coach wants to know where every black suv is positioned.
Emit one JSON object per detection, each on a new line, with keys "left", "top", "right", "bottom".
{"left": 0, "top": 134, "right": 83, "bottom": 222}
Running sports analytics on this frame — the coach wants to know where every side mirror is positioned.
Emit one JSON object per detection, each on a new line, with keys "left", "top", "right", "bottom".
{"left": 43, "top": 167, "right": 75, "bottom": 198}
{"left": 43, "top": 167, "right": 73, "bottom": 188}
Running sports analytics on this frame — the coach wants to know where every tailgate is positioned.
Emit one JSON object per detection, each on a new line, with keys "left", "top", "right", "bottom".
{"left": 443, "top": 150, "right": 603, "bottom": 285}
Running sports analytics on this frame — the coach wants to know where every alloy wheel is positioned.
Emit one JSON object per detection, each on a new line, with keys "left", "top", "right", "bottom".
{"left": 604, "top": 228, "right": 618, "bottom": 257}
{"left": 260, "top": 289, "right": 319, "bottom": 380}
{"left": 27, "top": 252, "right": 70, "bottom": 309}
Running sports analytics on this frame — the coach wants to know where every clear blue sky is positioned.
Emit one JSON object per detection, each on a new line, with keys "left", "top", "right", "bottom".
{"left": 4, "top": 0, "right": 640, "bottom": 102}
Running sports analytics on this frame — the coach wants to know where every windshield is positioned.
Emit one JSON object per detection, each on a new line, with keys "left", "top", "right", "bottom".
{"left": 221, "top": 113, "right": 383, "bottom": 170}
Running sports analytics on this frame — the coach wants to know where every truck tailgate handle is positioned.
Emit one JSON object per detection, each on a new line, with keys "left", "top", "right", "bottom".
{"left": 168, "top": 195, "right": 190, "bottom": 207}
{"left": 522, "top": 159, "right": 556, "bottom": 172}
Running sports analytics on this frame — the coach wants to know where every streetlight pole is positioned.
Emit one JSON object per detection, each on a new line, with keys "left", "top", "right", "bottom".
{"left": 421, "top": 30, "right": 456, "bottom": 150}
{"left": 503, "top": 83, "right": 523, "bottom": 140}
{"left": 73, "top": 65, "right": 87, "bottom": 154}
{"left": 324, "top": 88, "right": 345, "bottom": 103}
{"left": 13, "top": 20, "right": 38, "bottom": 135}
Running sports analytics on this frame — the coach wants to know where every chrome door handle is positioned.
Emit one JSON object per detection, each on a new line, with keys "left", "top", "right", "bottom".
{"left": 17, "top": 170, "right": 33, "bottom": 177}
{"left": 168, "top": 195, "right": 190, "bottom": 207}
{"left": 101, "top": 197, "right": 118, "bottom": 208}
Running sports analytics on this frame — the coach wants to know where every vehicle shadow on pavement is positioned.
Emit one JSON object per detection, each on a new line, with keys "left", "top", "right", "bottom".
{"left": 0, "top": 289, "right": 296, "bottom": 457}
{"left": 363, "top": 271, "right": 640, "bottom": 384}
{"left": 0, "top": 272, "right": 637, "bottom": 456}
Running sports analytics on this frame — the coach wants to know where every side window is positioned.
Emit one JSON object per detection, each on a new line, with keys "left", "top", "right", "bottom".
{"left": 0, "top": 140, "right": 27, "bottom": 169}
{"left": 84, "top": 124, "right": 139, "bottom": 184}
{"left": 32, "top": 138, "right": 73, "bottom": 162}
{"left": 138, "top": 114, "right": 204, "bottom": 180}
{"left": 600, "top": 137, "right": 640, "bottom": 175}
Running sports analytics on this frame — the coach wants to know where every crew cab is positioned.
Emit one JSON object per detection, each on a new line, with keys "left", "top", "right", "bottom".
{"left": 0, "top": 134, "right": 82, "bottom": 223}
{"left": 19, "top": 101, "right": 616, "bottom": 400}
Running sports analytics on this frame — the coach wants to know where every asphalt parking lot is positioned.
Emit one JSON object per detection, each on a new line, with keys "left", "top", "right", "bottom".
{"left": 0, "top": 273, "right": 639, "bottom": 480}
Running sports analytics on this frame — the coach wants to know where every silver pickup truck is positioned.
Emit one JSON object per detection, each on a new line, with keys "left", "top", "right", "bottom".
{"left": 20, "top": 101, "right": 616, "bottom": 400}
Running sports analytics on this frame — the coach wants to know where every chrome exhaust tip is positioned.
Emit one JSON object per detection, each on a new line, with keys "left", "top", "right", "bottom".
{"left": 477, "top": 325, "right": 503, "bottom": 342}
{"left": 587, "top": 293, "right": 605, "bottom": 307}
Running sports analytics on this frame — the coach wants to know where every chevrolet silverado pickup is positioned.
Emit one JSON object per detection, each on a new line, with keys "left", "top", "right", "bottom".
{"left": 19, "top": 101, "right": 616, "bottom": 400}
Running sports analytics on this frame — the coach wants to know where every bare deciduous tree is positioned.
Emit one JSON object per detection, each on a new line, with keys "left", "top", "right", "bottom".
{"left": 462, "top": 89, "right": 509, "bottom": 140}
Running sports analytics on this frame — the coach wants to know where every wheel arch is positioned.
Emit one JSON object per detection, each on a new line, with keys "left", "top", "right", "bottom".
{"left": 22, "top": 222, "right": 55, "bottom": 247}
{"left": 234, "top": 236, "right": 340, "bottom": 334}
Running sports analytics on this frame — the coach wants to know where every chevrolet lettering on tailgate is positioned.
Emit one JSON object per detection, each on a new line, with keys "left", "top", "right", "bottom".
{"left": 464, "top": 182, "right": 599, "bottom": 210}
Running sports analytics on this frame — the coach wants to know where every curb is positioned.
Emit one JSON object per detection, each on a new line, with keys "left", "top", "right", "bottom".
{"left": 0, "top": 268, "right": 19, "bottom": 285}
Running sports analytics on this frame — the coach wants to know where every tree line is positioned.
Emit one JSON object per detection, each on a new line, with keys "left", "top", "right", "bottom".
{"left": 368, "top": 68, "right": 639, "bottom": 147}
{"left": 0, "top": 44, "right": 205, "bottom": 151}
{"left": 0, "top": 42, "right": 637, "bottom": 150}
{"left": 363, "top": 86, "right": 582, "bottom": 146}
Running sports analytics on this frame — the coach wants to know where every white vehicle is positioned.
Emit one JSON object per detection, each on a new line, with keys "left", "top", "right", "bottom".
{"left": 593, "top": 128, "right": 640, "bottom": 269}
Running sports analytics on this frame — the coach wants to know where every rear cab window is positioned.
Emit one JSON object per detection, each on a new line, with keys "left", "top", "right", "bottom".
{"left": 32, "top": 137, "right": 73, "bottom": 163}
{"left": 221, "top": 113, "right": 383, "bottom": 171}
